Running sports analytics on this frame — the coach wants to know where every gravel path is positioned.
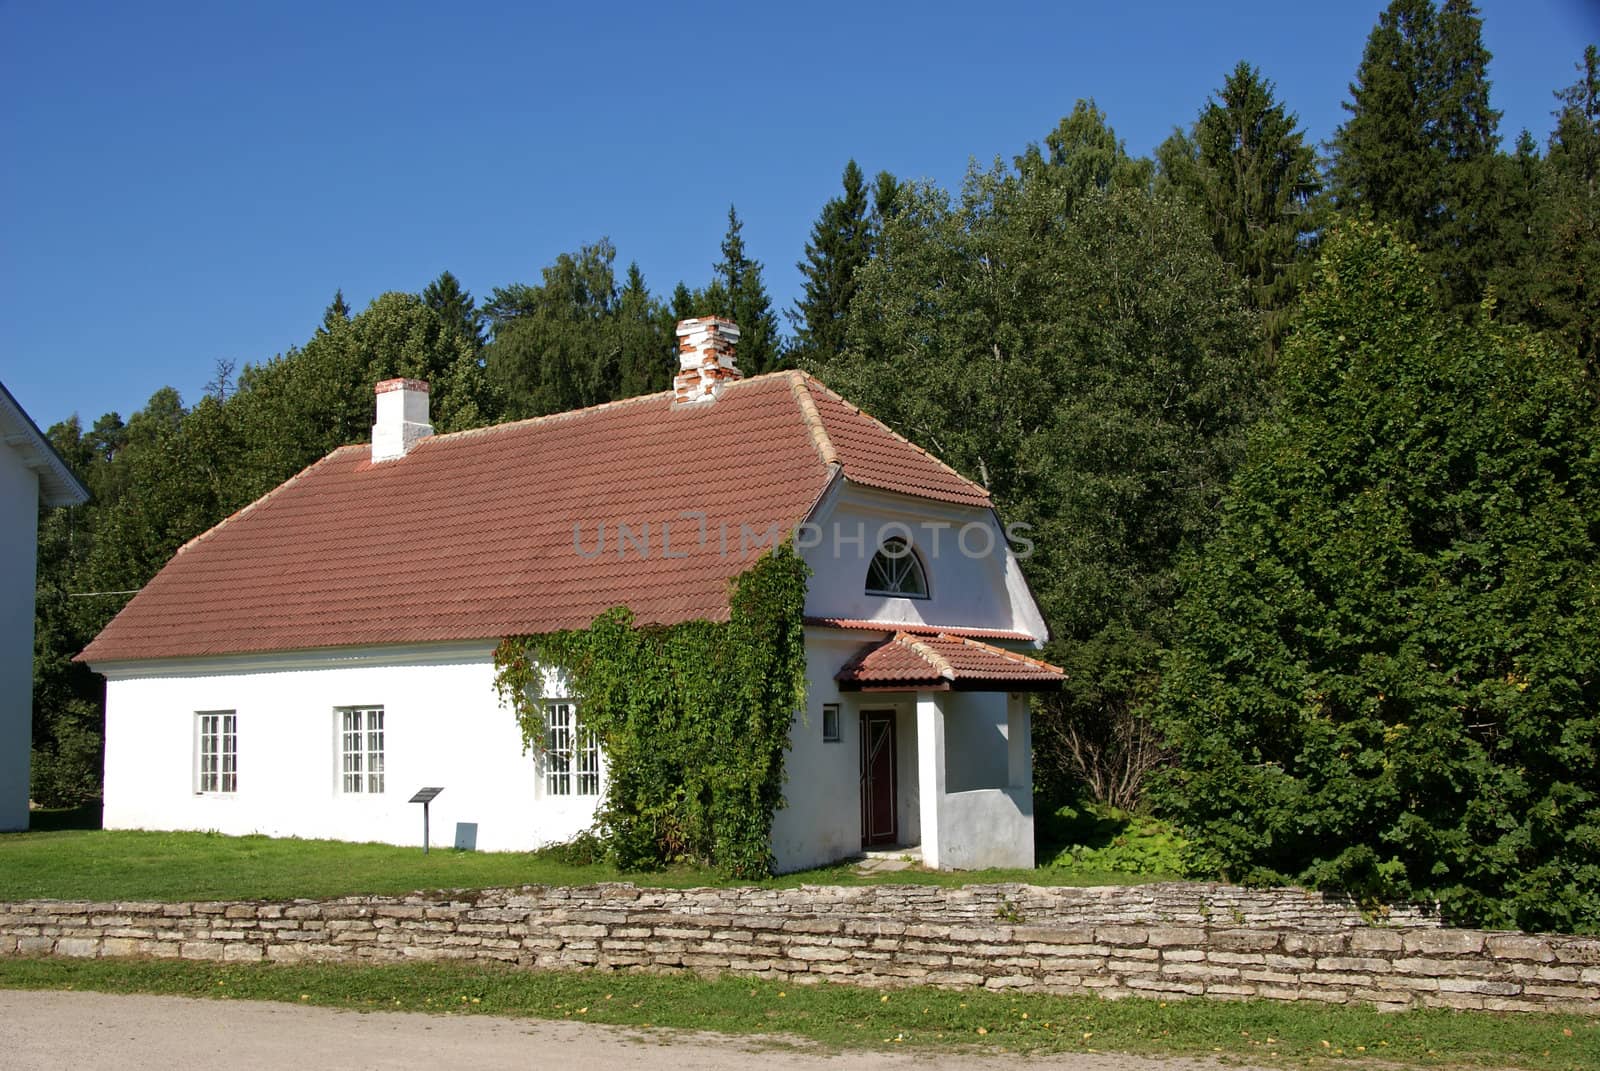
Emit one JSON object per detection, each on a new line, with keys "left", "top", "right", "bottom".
{"left": 0, "top": 989, "right": 1271, "bottom": 1070}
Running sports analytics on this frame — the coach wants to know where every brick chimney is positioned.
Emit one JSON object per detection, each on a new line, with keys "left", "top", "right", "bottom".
{"left": 371, "top": 378, "right": 433, "bottom": 462}
{"left": 673, "top": 317, "right": 742, "bottom": 405}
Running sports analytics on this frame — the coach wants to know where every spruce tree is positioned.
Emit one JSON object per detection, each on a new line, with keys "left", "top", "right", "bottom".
{"left": 616, "top": 262, "right": 673, "bottom": 396}
{"left": 711, "top": 205, "right": 783, "bottom": 374}
{"left": 791, "top": 160, "right": 872, "bottom": 364}
{"left": 1329, "top": 0, "right": 1502, "bottom": 309}
{"left": 1540, "top": 45, "right": 1600, "bottom": 388}
{"left": 320, "top": 289, "right": 351, "bottom": 334}
{"left": 1158, "top": 62, "right": 1322, "bottom": 349}
{"left": 872, "top": 170, "right": 901, "bottom": 227}
{"left": 423, "top": 270, "right": 485, "bottom": 348}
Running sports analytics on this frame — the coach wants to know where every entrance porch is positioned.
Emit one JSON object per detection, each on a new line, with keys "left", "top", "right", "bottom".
{"left": 837, "top": 631, "right": 1064, "bottom": 871}
{"left": 853, "top": 689, "right": 1038, "bottom": 869}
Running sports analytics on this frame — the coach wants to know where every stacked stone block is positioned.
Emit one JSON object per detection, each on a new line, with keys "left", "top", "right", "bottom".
{"left": 3, "top": 882, "right": 1595, "bottom": 1013}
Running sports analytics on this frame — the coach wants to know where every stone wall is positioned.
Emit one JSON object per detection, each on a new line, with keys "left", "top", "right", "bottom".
{"left": 3, "top": 882, "right": 1596, "bottom": 1014}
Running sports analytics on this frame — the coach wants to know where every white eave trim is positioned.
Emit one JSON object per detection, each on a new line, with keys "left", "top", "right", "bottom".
{"left": 88, "top": 639, "right": 500, "bottom": 680}
{"left": 0, "top": 380, "right": 89, "bottom": 507}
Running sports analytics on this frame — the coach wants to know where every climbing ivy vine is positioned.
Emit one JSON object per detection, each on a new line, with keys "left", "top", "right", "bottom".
{"left": 493, "top": 545, "right": 810, "bottom": 879}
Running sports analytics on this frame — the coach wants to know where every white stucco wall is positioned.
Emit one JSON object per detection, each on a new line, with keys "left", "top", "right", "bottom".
{"left": 0, "top": 446, "right": 40, "bottom": 831}
{"left": 799, "top": 483, "right": 1047, "bottom": 640}
{"left": 770, "top": 631, "right": 865, "bottom": 873}
{"left": 98, "top": 644, "right": 599, "bottom": 852}
{"left": 938, "top": 787, "right": 1034, "bottom": 869}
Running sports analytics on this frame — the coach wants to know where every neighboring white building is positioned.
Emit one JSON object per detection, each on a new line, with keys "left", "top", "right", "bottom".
{"left": 1, "top": 381, "right": 90, "bottom": 831}
{"left": 81, "top": 319, "right": 1062, "bottom": 869}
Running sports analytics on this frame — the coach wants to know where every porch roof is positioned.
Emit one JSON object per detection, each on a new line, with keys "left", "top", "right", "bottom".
{"left": 835, "top": 631, "right": 1065, "bottom": 692}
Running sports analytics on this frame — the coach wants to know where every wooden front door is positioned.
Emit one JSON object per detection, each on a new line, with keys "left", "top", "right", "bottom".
{"left": 860, "top": 709, "right": 898, "bottom": 847}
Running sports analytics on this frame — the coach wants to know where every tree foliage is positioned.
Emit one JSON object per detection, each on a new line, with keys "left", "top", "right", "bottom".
{"left": 423, "top": 270, "right": 485, "bottom": 349}
{"left": 483, "top": 241, "right": 677, "bottom": 418}
{"left": 790, "top": 161, "right": 874, "bottom": 365}
{"left": 1533, "top": 45, "right": 1600, "bottom": 389}
{"left": 1152, "top": 222, "right": 1600, "bottom": 931}
{"left": 1157, "top": 62, "right": 1323, "bottom": 350}
{"left": 1329, "top": 0, "right": 1502, "bottom": 310}
{"left": 819, "top": 106, "right": 1265, "bottom": 806}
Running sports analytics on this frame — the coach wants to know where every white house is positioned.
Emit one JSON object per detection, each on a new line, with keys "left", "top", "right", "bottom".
{"left": 2, "top": 381, "right": 90, "bottom": 831}
{"left": 80, "top": 319, "right": 1062, "bottom": 870}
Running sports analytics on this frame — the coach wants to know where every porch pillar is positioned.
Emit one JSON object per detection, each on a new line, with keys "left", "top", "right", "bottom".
{"left": 1006, "top": 691, "right": 1036, "bottom": 869}
{"left": 916, "top": 690, "right": 946, "bottom": 869}
{"left": 1006, "top": 692, "right": 1032, "bottom": 790}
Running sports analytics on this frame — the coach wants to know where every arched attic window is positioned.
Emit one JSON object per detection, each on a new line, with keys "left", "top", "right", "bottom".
{"left": 865, "top": 537, "right": 929, "bottom": 599}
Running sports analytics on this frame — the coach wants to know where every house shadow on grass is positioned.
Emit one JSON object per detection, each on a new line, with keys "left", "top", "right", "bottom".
{"left": 28, "top": 802, "right": 103, "bottom": 832}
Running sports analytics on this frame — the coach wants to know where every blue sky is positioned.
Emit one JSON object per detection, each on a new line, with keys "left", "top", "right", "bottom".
{"left": 2, "top": 0, "right": 1595, "bottom": 430}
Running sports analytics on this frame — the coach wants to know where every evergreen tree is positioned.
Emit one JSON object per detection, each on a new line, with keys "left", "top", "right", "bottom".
{"left": 709, "top": 205, "right": 783, "bottom": 374}
{"left": 668, "top": 281, "right": 697, "bottom": 324}
{"left": 1539, "top": 45, "right": 1600, "bottom": 388}
{"left": 238, "top": 290, "right": 494, "bottom": 495}
{"left": 1157, "top": 63, "right": 1323, "bottom": 349}
{"left": 423, "top": 270, "right": 485, "bottom": 348}
{"left": 872, "top": 170, "right": 901, "bottom": 226}
{"left": 320, "top": 289, "right": 352, "bottom": 334}
{"left": 1485, "top": 129, "right": 1548, "bottom": 325}
{"left": 1153, "top": 222, "right": 1600, "bottom": 931}
{"left": 1329, "top": 0, "right": 1502, "bottom": 309}
{"left": 791, "top": 161, "right": 872, "bottom": 364}
{"left": 616, "top": 262, "right": 674, "bottom": 396}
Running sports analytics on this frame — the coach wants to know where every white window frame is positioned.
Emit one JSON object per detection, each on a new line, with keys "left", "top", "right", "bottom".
{"left": 822, "top": 703, "right": 841, "bottom": 743}
{"left": 337, "top": 706, "right": 385, "bottom": 794}
{"left": 865, "top": 537, "right": 930, "bottom": 599}
{"left": 546, "top": 701, "right": 600, "bottom": 797}
{"left": 195, "top": 711, "right": 237, "bottom": 795}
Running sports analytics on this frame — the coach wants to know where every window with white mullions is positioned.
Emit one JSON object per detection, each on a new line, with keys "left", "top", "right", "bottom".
{"left": 864, "top": 536, "right": 929, "bottom": 598}
{"left": 338, "top": 707, "right": 385, "bottom": 793}
{"left": 577, "top": 722, "right": 601, "bottom": 795}
{"left": 546, "top": 701, "right": 600, "bottom": 797}
{"left": 196, "top": 711, "right": 237, "bottom": 794}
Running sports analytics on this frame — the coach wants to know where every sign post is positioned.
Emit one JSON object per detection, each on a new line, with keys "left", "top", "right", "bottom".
{"left": 408, "top": 787, "right": 444, "bottom": 853}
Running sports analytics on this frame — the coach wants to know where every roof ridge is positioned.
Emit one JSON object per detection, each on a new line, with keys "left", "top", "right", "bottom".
{"left": 410, "top": 370, "right": 809, "bottom": 450}
{"left": 898, "top": 631, "right": 956, "bottom": 680}
{"left": 795, "top": 373, "right": 989, "bottom": 501}
{"left": 415, "top": 387, "right": 673, "bottom": 446}
{"left": 785, "top": 370, "right": 840, "bottom": 467}
{"left": 174, "top": 447, "right": 356, "bottom": 558}
{"left": 946, "top": 633, "right": 1064, "bottom": 675}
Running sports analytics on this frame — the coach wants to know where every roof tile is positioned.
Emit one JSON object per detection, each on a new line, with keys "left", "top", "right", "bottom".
{"left": 836, "top": 632, "right": 1064, "bottom": 690}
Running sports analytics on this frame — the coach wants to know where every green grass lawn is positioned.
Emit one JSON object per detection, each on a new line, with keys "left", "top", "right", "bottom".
{"left": 1, "top": 958, "right": 1593, "bottom": 1069}
{"left": 0, "top": 826, "right": 1174, "bottom": 903}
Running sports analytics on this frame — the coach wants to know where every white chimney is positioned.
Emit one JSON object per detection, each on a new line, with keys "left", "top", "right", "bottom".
{"left": 673, "top": 317, "right": 742, "bottom": 405}
{"left": 371, "top": 378, "right": 433, "bottom": 462}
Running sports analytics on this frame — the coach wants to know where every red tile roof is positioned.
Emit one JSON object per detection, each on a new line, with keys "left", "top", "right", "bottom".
{"left": 80, "top": 372, "right": 994, "bottom": 663}
{"left": 836, "top": 632, "right": 1065, "bottom": 691}
{"left": 802, "top": 380, "right": 991, "bottom": 506}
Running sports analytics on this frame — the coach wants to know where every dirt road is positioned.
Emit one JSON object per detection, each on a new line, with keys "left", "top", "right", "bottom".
{"left": 0, "top": 989, "right": 1270, "bottom": 1070}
